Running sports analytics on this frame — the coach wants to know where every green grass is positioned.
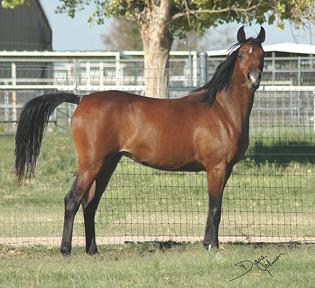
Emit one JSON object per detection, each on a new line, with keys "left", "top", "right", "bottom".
{"left": 0, "top": 242, "right": 314, "bottom": 288}
{"left": 0, "top": 127, "right": 314, "bottom": 241}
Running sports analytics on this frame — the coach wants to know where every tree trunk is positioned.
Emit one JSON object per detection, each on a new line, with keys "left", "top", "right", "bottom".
{"left": 141, "top": 30, "right": 173, "bottom": 98}
{"left": 136, "top": 1, "right": 173, "bottom": 98}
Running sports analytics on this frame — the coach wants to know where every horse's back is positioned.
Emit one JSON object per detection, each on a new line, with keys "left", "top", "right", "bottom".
{"left": 72, "top": 90, "right": 200, "bottom": 126}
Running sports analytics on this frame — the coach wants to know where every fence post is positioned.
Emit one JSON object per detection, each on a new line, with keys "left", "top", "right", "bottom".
{"left": 116, "top": 53, "right": 121, "bottom": 88}
{"left": 193, "top": 52, "right": 198, "bottom": 87}
{"left": 199, "top": 51, "right": 208, "bottom": 87}
{"left": 11, "top": 63, "right": 17, "bottom": 127}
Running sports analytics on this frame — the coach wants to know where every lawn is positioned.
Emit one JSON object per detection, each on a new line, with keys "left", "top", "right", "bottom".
{"left": 0, "top": 242, "right": 314, "bottom": 288}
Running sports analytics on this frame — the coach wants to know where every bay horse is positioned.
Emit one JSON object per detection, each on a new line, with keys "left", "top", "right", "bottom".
{"left": 15, "top": 26, "right": 265, "bottom": 255}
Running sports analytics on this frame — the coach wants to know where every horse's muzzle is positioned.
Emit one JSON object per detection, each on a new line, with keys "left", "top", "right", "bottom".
{"left": 247, "top": 69, "right": 262, "bottom": 92}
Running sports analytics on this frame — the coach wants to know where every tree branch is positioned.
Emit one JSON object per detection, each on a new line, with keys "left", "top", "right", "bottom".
{"left": 169, "top": 2, "right": 264, "bottom": 24}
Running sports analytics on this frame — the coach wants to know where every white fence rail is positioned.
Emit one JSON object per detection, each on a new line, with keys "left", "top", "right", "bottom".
{"left": 0, "top": 50, "right": 314, "bottom": 130}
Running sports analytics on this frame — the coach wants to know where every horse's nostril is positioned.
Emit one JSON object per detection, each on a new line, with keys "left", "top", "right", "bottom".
{"left": 247, "top": 72, "right": 256, "bottom": 83}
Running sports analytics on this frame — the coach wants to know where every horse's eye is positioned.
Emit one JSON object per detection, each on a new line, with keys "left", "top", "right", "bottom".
{"left": 238, "top": 53, "right": 242, "bottom": 59}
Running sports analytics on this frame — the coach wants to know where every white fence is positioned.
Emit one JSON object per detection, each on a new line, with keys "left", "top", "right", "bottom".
{"left": 0, "top": 51, "right": 199, "bottom": 125}
{"left": 0, "top": 51, "right": 314, "bottom": 131}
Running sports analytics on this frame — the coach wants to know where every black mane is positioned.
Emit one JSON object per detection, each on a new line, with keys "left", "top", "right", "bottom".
{"left": 194, "top": 37, "right": 262, "bottom": 107}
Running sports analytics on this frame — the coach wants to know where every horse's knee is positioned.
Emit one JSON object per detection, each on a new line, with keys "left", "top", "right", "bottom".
{"left": 64, "top": 194, "right": 78, "bottom": 213}
{"left": 64, "top": 180, "right": 85, "bottom": 213}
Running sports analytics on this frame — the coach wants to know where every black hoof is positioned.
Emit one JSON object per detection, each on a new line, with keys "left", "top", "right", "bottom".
{"left": 87, "top": 249, "right": 99, "bottom": 256}
{"left": 203, "top": 242, "right": 219, "bottom": 251}
{"left": 60, "top": 246, "right": 71, "bottom": 257}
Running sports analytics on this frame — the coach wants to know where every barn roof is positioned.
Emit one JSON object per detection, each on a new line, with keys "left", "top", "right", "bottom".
{"left": 264, "top": 43, "right": 315, "bottom": 55}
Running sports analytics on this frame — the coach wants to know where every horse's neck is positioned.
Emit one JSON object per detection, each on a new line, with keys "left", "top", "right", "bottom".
{"left": 220, "top": 78, "right": 255, "bottom": 131}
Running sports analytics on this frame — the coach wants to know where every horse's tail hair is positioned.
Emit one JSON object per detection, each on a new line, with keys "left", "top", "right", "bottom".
{"left": 15, "top": 92, "right": 81, "bottom": 183}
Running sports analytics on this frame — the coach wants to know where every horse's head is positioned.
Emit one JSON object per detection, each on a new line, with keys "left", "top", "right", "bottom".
{"left": 236, "top": 26, "right": 265, "bottom": 92}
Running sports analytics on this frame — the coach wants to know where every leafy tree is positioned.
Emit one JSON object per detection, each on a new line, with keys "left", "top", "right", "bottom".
{"left": 103, "top": 17, "right": 235, "bottom": 51}
{"left": 3, "top": 0, "right": 315, "bottom": 98}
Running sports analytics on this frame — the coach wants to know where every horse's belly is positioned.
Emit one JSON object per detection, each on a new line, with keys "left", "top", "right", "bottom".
{"left": 121, "top": 149, "right": 204, "bottom": 172}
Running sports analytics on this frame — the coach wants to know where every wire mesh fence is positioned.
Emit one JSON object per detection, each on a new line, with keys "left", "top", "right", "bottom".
{"left": 0, "top": 51, "right": 314, "bottom": 246}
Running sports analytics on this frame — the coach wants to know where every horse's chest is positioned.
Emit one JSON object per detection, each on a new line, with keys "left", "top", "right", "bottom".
{"left": 227, "top": 132, "right": 249, "bottom": 165}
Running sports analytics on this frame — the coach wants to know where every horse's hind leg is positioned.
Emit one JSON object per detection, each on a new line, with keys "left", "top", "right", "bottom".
{"left": 82, "top": 154, "right": 122, "bottom": 255}
{"left": 60, "top": 162, "right": 104, "bottom": 256}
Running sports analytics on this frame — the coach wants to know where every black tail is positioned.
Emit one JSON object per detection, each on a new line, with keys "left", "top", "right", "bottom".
{"left": 15, "top": 92, "right": 81, "bottom": 183}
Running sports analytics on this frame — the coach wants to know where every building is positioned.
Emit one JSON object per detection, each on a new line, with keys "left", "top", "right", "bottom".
{"left": 0, "top": 0, "right": 52, "bottom": 51}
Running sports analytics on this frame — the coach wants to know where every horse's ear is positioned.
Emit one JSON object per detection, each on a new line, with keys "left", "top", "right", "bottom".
{"left": 237, "top": 26, "right": 246, "bottom": 44}
{"left": 256, "top": 27, "right": 265, "bottom": 44}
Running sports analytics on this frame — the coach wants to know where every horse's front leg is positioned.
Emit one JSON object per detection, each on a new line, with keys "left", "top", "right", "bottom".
{"left": 203, "top": 194, "right": 223, "bottom": 249}
{"left": 203, "top": 165, "right": 232, "bottom": 250}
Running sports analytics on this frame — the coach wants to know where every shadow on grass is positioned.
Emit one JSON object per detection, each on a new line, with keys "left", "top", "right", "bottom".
{"left": 247, "top": 140, "right": 315, "bottom": 165}
{"left": 122, "top": 240, "right": 315, "bottom": 252}
{"left": 123, "top": 240, "right": 199, "bottom": 252}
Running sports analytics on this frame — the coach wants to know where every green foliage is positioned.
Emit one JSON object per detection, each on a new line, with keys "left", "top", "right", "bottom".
{"left": 3, "top": 0, "right": 313, "bottom": 37}
{"left": 52, "top": 0, "right": 315, "bottom": 37}
{"left": 1, "top": 0, "right": 28, "bottom": 8}
{"left": 102, "top": 16, "right": 236, "bottom": 51}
